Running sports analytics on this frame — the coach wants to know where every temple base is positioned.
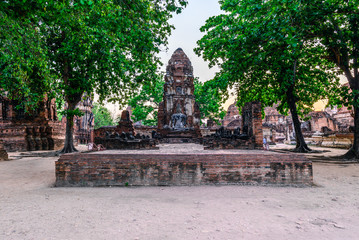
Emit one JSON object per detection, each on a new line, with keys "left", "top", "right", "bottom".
{"left": 55, "top": 150, "right": 313, "bottom": 187}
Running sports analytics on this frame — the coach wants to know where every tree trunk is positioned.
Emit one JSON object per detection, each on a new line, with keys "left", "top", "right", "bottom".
{"left": 343, "top": 97, "right": 359, "bottom": 160}
{"left": 286, "top": 88, "right": 312, "bottom": 153}
{"left": 60, "top": 100, "right": 80, "bottom": 153}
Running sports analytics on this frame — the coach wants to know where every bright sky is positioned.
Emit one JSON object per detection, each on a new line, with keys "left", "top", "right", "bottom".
{"left": 158, "top": 0, "right": 222, "bottom": 82}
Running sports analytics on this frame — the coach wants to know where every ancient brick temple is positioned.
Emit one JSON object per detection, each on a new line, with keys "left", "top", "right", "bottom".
{"left": 157, "top": 48, "right": 202, "bottom": 142}
{"left": 222, "top": 103, "right": 242, "bottom": 129}
{"left": 72, "top": 97, "right": 94, "bottom": 144}
{"left": 94, "top": 110, "right": 135, "bottom": 140}
{"left": 203, "top": 101, "right": 263, "bottom": 149}
{"left": 0, "top": 96, "right": 65, "bottom": 151}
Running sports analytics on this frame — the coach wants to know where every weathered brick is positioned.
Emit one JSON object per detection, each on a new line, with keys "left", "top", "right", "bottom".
{"left": 55, "top": 152, "right": 313, "bottom": 187}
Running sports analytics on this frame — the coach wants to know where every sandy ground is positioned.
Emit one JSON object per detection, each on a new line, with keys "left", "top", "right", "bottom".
{"left": 1, "top": 144, "right": 359, "bottom": 240}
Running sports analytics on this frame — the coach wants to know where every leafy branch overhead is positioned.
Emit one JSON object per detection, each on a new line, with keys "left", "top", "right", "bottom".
{"left": 195, "top": 0, "right": 343, "bottom": 153}
{"left": 0, "top": 0, "right": 188, "bottom": 153}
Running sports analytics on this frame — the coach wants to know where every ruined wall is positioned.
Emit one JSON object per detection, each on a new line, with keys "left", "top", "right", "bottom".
{"left": 56, "top": 153, "right": 313, "bottom": 187}
{"left": 0, "top": 96, "right": 65, "bottom": 151}
{"left": 134, "top": 125, "right": 157, "bottom": 137}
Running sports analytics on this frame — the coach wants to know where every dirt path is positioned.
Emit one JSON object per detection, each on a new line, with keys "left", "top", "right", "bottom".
{"left": 1, "top": 145, "right": 359, "bottom": 240}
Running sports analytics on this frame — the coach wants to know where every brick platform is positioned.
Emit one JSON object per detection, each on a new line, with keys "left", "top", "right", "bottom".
{"left": 55, "top": 151, "right": 312, "bottom": 187}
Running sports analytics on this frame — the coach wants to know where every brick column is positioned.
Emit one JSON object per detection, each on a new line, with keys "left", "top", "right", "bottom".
{"left": 251, "top": 101, "right": 263, "bottom": 147}
{"left": 0, "top": 101, "right": 3, "bottom": 120}
{"left": 8, "top": 103, "right": 14, "bottom": 120}
{"left": 242, "top": 101, "right": 263, "bottom": 147}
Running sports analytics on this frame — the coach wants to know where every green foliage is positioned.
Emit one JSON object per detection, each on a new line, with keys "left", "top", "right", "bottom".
{"left": 128, "top": 74, "right": 164, "bottom": 126}
{"left": 194, "top": 78, "right": 227, "bottom": 123}
{"left": 195, "top": 0, "right": 341, "bottom": 116}
{"left": 60, "top": 108, "right": 84, "bottom": 118}
{"left": 0, "top": 2, "right": 55, "bottom": 111}
{"left": 305, "top": 0, "right": 359, "bottom": 109}
{"left": 92, "top": 103, "right": 114, "bottom": 129}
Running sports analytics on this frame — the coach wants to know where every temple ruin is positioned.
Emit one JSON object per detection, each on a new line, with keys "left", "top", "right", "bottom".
{"left": 71, "top": 97, "right": 95, "bottom": 144}
{"left": 157, "top": 48, "right": 202, "bottom": 142}
{"left": 0, "top": 94, "right": 94, "bottom": 152}
{"left": 222, "top": 101, "right": 354, "bottom": 148}
{"left": 203, "top": 102, "right": 263, "bottom": 149}
{"left": 94, "top": 110, "right": 157, "bottom": 150}
{"left": 0, "top": 96, "right": 65, "bottom": 151}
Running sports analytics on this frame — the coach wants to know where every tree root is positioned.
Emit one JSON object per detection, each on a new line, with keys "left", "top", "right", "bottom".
{"left": 291, "top": 145, "right": 312, "bottom": 153}
{"left": 60, "top": 144, "right": 78, "bottom": 154}
{"left": 339, "top": 148, "right": 359, "bottom": 161}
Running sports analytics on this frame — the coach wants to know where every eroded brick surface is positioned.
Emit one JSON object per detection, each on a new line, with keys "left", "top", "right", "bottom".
{"left": 55, "top": 152, "right": 312, "bottom": 187}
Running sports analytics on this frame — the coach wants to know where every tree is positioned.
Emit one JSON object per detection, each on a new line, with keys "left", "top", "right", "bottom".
{"left": 306, "top": 0, "right": 359, "bottom": 159}
{"left": 195, "top": 0, "right": 340, "bottom": 152}
{"left": 92, "top": 103, "right": 114, "bottom": 129}
{"left": 0, "top": 1, "right": 55, "bottom": 111}
{"left": 1, "top": 0, "right": 187, "bottom": 153}
{"left": 127, "top": 76, "right": 226, "bottom": 126}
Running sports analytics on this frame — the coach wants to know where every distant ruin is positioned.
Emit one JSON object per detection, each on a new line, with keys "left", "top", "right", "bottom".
{"left": 0, "top": 95, "right": 94, "bottom": 152}
{"left": 94, "top": 110, "right": 157, "bottom": 150}
{"left": 221, "top": 101, "right": 354, "bottom": 148}
{"left": 0, "top": 96, "right": 65, "bottom": 151}
{"left": 204, "top": 102, "right": 263, "bottom": 149}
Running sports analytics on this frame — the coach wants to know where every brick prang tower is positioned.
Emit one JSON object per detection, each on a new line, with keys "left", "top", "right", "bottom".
{"left": 157, "top": 48, "right": 202, "bottom": 142}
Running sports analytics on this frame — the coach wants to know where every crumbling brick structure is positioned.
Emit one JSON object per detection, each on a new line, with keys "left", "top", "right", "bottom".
{"left": 0, "top": 96, "right": 65, "bottom": 151}
{"left": 222, "top": 103, "right": 242, "bottom": 129}
{"left": 204, "top": 101, "right": 263, "bottom": 149}
{"left": 56, "top": 152, "right": 313, "bottom": 187}
{"left": 94, "top": 110, "right": 157, "bottom": 149}
{"left": 157, "top": 48, "right": 202, "bottom": 143}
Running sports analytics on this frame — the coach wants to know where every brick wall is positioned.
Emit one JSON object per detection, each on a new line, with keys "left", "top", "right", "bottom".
{"left": 56, "top": 153, "right": 312, "bottom": 187}
{"left": 134, "top": 125, "right": 157, "bottom": 137}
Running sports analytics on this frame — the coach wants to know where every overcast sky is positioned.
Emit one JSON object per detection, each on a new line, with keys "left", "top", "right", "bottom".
{"left": 158, "top": 0, "right": 222, "bottom": 82}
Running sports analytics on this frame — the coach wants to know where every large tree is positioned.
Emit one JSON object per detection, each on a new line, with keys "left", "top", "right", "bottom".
{"left": 1, "top": 0, "right": 187, "bottom": 153}
{"left": 195, "top": 0, "right": 341, "bottom": 152}
{"left": 306, "top": 0, "right": 359, "bottom": 159}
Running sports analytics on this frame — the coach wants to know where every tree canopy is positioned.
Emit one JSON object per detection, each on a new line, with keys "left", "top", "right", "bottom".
{"left": 305, "top": 0, "right": 359, "bottom": 158}
{"left": 196, "top": 0, "right": 341, "bottom": 152}
{"left": 127, "top": 74, "right": 164, "bottom": 126}
{"left": 0, "top": 1, "right": 54, "bottom": 111}
{"left": 1, "top": 0, "right": 187, "bottom": 152}
{"left": 194, "top": 79, "right": 226, "bottom": 123}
